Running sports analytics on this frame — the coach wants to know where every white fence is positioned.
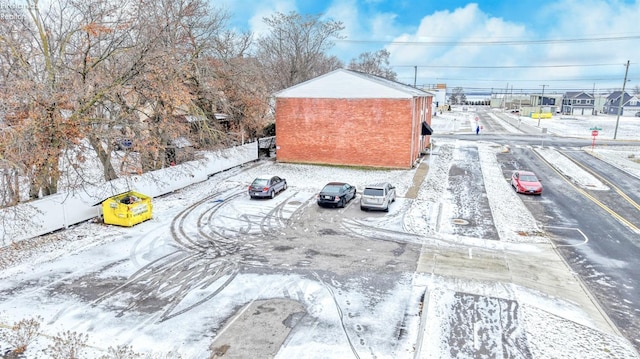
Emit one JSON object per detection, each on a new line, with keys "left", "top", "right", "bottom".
{"left": 0, "top": 142, "right": 258, "bottom": 244}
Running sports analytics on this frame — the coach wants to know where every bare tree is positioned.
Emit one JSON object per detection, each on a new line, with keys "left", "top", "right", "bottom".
{"left": 126, "top": 0, "right": 264, "bottom": 170}
{"left": 449, "top": 87, "right": 466, "bottom": 105}
{"left": 314, "top": 55, "right": 344, "bottom": 77}
{"left": 0, "top": 0, "right": 88, "bottom": 198}
{"left": 255, "top": 11, "right": 345, "bottom": 92}
{"left": 0, "top": 0, "right": 273, "bottom": 207}
{"left": 348, "top": 49, "right": 397, "bottom": 81}
{"left": 0, "top": 0, "right": 160, "bottom": 196}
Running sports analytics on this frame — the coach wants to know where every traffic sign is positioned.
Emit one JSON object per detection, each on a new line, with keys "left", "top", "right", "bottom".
{"left": 589, "top": 126, "right": 602, "bottom": 131}
{"left": 592, "top": 130, "right": 599, "bottom": 137}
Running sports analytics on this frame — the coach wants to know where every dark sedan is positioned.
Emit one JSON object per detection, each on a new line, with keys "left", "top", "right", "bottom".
{"left": 248, "top": 175, "right": 287, "bottom": 199}
{"left": 317, "top": 182, "right": 357, "bottom": 208}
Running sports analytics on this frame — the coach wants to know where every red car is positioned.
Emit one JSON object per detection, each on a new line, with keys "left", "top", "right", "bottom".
{"left": 511, "top": 170, "right": 543, "bottom": 195}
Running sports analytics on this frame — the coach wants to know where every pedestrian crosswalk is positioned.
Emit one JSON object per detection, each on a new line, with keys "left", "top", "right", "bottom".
{"left": 510, "top": 145, "right": 584, "bottom": 151}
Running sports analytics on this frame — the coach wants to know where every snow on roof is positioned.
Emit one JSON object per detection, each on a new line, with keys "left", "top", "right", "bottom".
{"left": 564, "top": 91, "right": 592, "bottom": 98}
{"left": 274, "top": 69, "right": 433, "bottom": 99}
{"left": 254, "top": 174, "right": 276, "bottom": 179}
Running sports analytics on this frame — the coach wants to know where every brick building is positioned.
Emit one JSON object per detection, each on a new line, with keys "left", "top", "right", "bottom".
{"left": 273, "top": 69, "right": 433, "bottom": 169}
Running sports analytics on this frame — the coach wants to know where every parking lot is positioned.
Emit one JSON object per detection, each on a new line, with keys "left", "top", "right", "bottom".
{"left": 1, "top": 133, "right": 638, "bottom": 358}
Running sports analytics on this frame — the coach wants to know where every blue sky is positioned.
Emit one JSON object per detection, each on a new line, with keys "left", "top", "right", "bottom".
{"left": 216, "top": 0, "right": 640, "bottom": 94}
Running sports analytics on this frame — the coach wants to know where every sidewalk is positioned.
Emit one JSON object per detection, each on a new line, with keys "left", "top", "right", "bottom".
{"left": 415, "top": 240, "right": 618, "bottom": 331}
{"left": 494, "top": 111, "right": 548, "bottom": 134}
{"left": 405, "top": 139, "right": 631, "bottom": 358}
{"left": 406, "top": 159, "right": 430, "bottom": 199}
{"left": 405, "top": 146, "right": 619, "bottom": 334}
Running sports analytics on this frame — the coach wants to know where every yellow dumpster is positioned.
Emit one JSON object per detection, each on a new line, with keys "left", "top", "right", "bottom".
{"left": 102, "top": 191, "right": 153, "bottom": 227}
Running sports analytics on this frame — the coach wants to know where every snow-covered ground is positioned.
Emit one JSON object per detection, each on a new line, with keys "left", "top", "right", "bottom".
{"left": 1, "top": 107, "right": 639, "bottom": 358}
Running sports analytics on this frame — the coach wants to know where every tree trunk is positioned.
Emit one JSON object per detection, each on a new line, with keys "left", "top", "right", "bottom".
{"left": 88, "top": 136, "right": 118, "bottom": 181}
{"left": 1, "top": 167, "right": 21, "bottom": 206}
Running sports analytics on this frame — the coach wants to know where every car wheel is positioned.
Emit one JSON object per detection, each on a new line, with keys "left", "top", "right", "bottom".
{"left": 283, "top": 182, "right": 288, "bottom": 191}
{"left": 270, "top": 190, "right": 275, "bottom": 199}
{"left": 360, "top": 206, "right": 367, "bottom": 211}
{"left": 384, "top": 205, "right": 389, "bottom": 212}
{"left": 338, "top": 198, "right": 345, "bottom": 208}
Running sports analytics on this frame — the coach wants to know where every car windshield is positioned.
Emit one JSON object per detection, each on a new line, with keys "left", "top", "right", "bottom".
{"left": 363, "top": 188, "right": 384, "bottom": 196}
{"left": 252, "top": 179, "right": 269, "bottom": 186}
{"left": 321, "top": 185, "right": 343, "bottom": 194}
{"left": 520, "top": 175, "right": 539, "bottom": 182}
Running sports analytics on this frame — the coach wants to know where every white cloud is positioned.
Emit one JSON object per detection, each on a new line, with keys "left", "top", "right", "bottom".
{"left": 326, "top": 0, "right": 404, "bottom": 64}
{"left": 540, "top": 0, "right": 640, "bottom": 69}
{"left": 383, "top": 1, "right": 639, "bottom": 90}
{"left": 325, "top": 0, "right": 361, "bottom": 61}
{"left": 389, "top": 4, "right": 529, "bottom": 88}
{"left": 247, "top": 0, "right": 299, "bottom": 37}
{"left": 220, "top": 0, "right": 638, "bottom": 90}
{"left": 216, "top": 0, "right": 299, "bottom": 37}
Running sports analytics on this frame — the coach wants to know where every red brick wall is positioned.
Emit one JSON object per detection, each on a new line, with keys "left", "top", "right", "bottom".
{"left": 275, "top": 97, "right": 427, "bottom": 168}
{"left": 415, "top": 96, "right": 433, "bottom": 158}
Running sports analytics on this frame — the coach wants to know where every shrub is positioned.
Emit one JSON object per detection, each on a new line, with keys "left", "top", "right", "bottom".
{"left": 0, "top": 316, "right": 42, "bottom": 354}
{"left": 46, "top": 330, "right": 88, "bottom": 359}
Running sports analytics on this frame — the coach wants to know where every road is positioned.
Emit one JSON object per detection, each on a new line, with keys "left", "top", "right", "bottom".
{"left": 459, "top": 108, "right": 640, "bottom": 351}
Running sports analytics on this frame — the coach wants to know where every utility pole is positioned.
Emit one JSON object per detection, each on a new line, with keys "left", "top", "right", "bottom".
{"left": 614, "top": 60, "right": 630, "bottom": 139}
{"left": 592, "top": 82, "right": 596, "bottom": 115}
{"left": 537, "top": 84, "right": 547, "bottom": 127}
{"left": 509, "top": 85, "right": 513, "bottom": 109}
{"left": 501, "top": 83, "right": 508, "bottom": 109}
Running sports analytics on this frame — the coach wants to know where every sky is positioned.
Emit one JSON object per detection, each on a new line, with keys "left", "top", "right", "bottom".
{"left": 215, "top": 0, "right": 640, "bottom": 94}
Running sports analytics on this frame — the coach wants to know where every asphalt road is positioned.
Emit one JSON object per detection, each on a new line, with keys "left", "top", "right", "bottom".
{"left": 537, "top": 149, "right": 640, "bottom": 350}
{"left": 471, "top": 109, "right": 640, "bottom": 352}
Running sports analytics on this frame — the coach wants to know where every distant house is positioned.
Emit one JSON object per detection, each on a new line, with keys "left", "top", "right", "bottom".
{"left": 603, "top": 91, "right": 640, "bottom": 116}
{"left": 273, "top": 69, "right": 433, "bottom": 169}
{"left": 561, "top": 91, "right": 595, "bottom": 115}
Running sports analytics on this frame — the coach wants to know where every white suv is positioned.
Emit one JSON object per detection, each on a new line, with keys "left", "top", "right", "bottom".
{"left": 360, "top": 182, "right": 396, "bottom": 212}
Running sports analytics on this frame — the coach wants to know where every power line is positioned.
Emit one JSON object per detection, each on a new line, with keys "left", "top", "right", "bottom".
{"left": 392, "top": 63, "right": 624, "bottom": 69}
{"left": 396, "top": 76, "right": 631, "bottom": 83}
{"left": 416, "top": 86, "right": 626, "bottom": 93}
{"left": 336, "top": 35, "right": 640, "bottom": 47}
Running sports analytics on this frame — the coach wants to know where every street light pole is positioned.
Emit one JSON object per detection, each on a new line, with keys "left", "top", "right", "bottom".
{"left": 613, "top": 60, "right": 630, "bottom": 139}
{"left": 537, "top": 84, "right": 547, "bottom": 127}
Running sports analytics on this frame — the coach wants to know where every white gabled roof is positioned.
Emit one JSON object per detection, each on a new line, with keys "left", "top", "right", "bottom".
{"left": 274, "top": 69, "right": 432, "bottom": 99}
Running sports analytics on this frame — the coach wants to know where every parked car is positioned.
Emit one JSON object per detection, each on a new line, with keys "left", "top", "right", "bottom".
{"left": 248, "top": 175, "right": 287, "bottom": 199}
{"left": 635, "top": 111, "right": 640, "bottom": 117}
{"left": 317, "top": 182, "right": 356, "bottom": 208}
{"left": 511, "top": 170, "right": 543, "bottom": 195}
{"left": 114, "top": 138, "right": 133, "bottom": 150}
{"left": 360, "top": 182, "right": 396, "bottom": 212}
